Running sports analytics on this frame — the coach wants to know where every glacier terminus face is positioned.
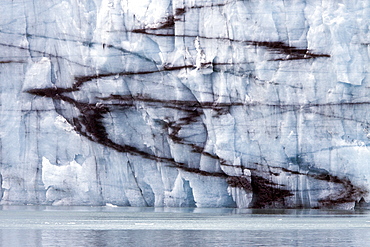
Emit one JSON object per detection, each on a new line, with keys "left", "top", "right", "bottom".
{"left": 1, "top": 0, "right": 370, "bottom": 209}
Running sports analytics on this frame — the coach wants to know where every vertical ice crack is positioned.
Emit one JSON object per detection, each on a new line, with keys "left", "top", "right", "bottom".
{"left": 127, "top": 160, "right": 149, "bottom": 206}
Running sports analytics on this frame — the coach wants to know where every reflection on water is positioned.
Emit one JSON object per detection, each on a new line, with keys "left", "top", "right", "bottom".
{"left": 3, "top": 229, "right": 367, "bottom": 247}
{"left": 0, "top": 206, "right": 369, "bottom": 247}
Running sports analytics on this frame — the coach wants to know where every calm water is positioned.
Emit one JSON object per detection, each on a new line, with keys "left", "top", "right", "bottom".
{"left": 0, "top": 206, "right": 369, "bottom": 247}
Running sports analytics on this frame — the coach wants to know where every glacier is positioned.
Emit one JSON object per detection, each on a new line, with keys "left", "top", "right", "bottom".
{"left": 1, "top": 0, "right": 370, "bottom": 209}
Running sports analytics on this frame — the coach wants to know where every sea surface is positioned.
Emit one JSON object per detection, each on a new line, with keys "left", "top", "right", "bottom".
{"left": 0, "top": 206, "right": 369, "bottom": 246}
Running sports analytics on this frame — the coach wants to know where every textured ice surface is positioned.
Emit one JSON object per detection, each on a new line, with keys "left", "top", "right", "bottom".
{"left": 1, "top": 0, "right": 370, "bottom": 209}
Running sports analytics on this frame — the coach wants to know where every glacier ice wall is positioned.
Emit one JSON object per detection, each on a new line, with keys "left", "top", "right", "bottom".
{"left": 1, "top": 0, "right": 370, "bottom": 209}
